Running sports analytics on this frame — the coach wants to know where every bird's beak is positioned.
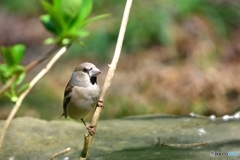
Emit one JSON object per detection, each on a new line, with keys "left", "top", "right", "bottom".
{"left": 89, "top": 67, "right": 101, "bottom": 77}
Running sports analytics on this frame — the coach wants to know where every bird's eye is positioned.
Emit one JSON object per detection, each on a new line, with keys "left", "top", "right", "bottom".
{"left": 82, "top": 68, "right": 88, "bottom": 73}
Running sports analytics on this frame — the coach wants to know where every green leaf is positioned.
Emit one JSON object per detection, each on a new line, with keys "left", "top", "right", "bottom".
{"left": 11, "top": 96, "right": 18, "bottom": 102}
{"left": 4, "top": 91, "right": 12, "bottom": 99}
{"left": 60, "top": 0, "right": 92, "bottom": 31}
{"left": 40, "top": 0, "right": 108, "bottom": 45}
{"left": 1, "top": 47, "right": 13, "bottom": 66}
{"left": 62, "top": 39, "right": 71, "bottom": 45}
{"left": 40, "top": 15, "right": 58, "bottom": 34}
{"left": 76, "top": 0, "right": 92, "bottom": 24}
{"left": 0, "top": 64, "right": 8, "bottom": 75}
{"left": 40, "top": 0, "right": 53, "bottom": 12}
{"left": 12, "top": 65, "right": 25, "bottom": 74}
{"left": 9, "top": 84, "right": 18, "bottom": 102}
{"left": 4, "top": 90, "right": 17, "bottom": 102}
{"left": 0, "top": 64, "right": 9, "bottom": 83}
{"left": 59, "top": 0, "right": 84, "bottom": 21}
{"left": 41, "top": 0, "right": 66, "bottom": 35}
{"left": 14, "top": 72, "right": 26, "bottom": 86}
{"left": 50, "top": 10, "right": 66, "bottom": 34}
{"left": 10, "top": 44, "right": 25, "bottom": 65}
{"left": 17, "top": 83, "right": 29, "bottom": 95}
{"left": 74, "top": 30, "right": 89, "bottom": 37}
{"left": 1, "top": 68, "right": 12, "bottom": 80}
{"left": 79, "top": 14, "right": 110, "bottom": 29}
{"left": 44, "top": 37, "right": 56, "bottom": 45}
{"left": 63, "top": 29, "right": 89, "bottom": 38}
{"left": 0, "top": 44, "right": 25, "bottom": 66}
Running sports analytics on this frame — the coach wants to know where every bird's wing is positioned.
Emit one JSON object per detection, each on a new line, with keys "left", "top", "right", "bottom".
{"left": 61, "top": 82, "right": 74, "bottom": 118}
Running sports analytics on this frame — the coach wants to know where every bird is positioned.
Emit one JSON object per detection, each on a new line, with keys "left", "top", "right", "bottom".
{"left": 61, "top": 62, "right": 102, "bottom": 135}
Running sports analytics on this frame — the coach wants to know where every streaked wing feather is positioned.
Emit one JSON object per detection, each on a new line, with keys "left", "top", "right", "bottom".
{"left": 62, "top": 82, "right": 74, "bottom": 118}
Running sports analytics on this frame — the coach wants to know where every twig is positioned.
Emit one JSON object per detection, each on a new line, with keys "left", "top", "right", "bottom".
{"left": 50, "top": 147, "right": 71, "bottom": 160}
{"left": 0, "top": 45, "right": 69, "bottom": 149}
{"left": 163, "top": 141, "right": 210, "bottom": 148}
{"left": 0, "top": 45, "right": 60, "bottom": 95}
{"left": 25, "top": 45, "right": 60, "bottom": 72}
{"left": 152, "top": 133, "right": 213, "bottom": 148}
{"left": 79, "top": 0, "right": 133, "bottom": 159}
{"left": 0, "top": 76, "right": 16, "bottom": 95}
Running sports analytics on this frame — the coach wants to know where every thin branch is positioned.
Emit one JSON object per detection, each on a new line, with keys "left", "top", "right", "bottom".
{"left": 25, "top": 45, "right": 60, "bottom": 72}
{"left": 0, "top": 45, "right": 69, "bottom": 149}
{"left": 153, "top": 136, "right": 210, "bottom": 148}
{"left": 0, "top": 76, "right": 16, "bottom": 95}
{"left": 79, "top": 0, "right": 133, "bottom": 159}
{"left": 50, "top": 147, "right": 71, "bottom": 160}
{"left": 163, "top": 141, "right": 210, "bottom": 148}
{"left": 0, "top": 45, "right": 61, "bottom": 95}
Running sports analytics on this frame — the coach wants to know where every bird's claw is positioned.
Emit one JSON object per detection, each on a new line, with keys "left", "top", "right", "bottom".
{"left": 97, "top": 100, "right": 104, "bottom": 108}
{"left": 86, "top": 125, "right": 96, "bottom": 135}
{"left": 97, "top": 100, "right": 103, "bottom": 107}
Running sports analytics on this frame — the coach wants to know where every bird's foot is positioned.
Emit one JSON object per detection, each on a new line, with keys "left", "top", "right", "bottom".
{"left": 97, "top": 100, "right": 104, "bottom": 107}
{"left": 86, "top": 125, "right": 96, "bottom": 136}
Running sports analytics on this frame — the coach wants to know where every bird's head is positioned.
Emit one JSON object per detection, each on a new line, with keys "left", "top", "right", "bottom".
{"left": 71, "top": 62, "right": 101, "bottom": 86}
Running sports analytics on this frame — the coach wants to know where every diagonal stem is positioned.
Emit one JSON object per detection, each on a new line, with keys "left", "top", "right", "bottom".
{"left": 79, "top": 0, "right": 133, "bottom": 159}
{"left": 0, "top": 45, "right": 69, "bottom": 149}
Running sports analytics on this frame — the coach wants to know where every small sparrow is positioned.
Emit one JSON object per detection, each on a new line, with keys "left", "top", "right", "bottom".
{"left": 61, "top": 62, "right": 102, "bottom": 135}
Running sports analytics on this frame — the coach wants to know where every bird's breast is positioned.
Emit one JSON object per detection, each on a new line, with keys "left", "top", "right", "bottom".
{"left": 67, "top": 85, "right": 100, "bottom": 120}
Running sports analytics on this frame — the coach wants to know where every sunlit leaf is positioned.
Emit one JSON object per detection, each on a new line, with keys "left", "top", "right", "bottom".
{"left": 64, "top": 29, "right": 89, "bottom": 38}
{"left": 41, "top": 0, "right": 66, "bottom": 35}
{"left": 62, "top": 39, "right": 71, "bottom": 45}
{"left": 10, "top": 44, "right": 25, "bottom": 65}
{"left": 44, "top": 37, "right": 56, "bottom": 44}
{"left": 0, "top": 64, "right": 8, "bottom": 75}
{"left": 71, "top": 0, "right": 92, "bottom": 29}
{"left": 79, "top": 14, "right": 110, "bottom": 29}
{"left": 59, "top": 0, "right": 83, "bottom": 21}
{"left": 11, "top": 96, "right": 18, "bottom": 102}
{"left": 75, "top": 30, "right": 89, "bottom": 37}
{"left": 14, "top": 72, "right": 26, "bottom": 86}
{"left": 0, "top": 44, "right": 25, "bottom": 66}
{"left": 9, "top": 85, "right": 18, "bottom": 102}
{"left": 41, "top": 0, "right": 107, "bottom": 45}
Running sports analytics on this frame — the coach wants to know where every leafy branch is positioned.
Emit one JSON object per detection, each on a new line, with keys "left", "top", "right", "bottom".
{"left": 0, "top": 45, "right": 69, "bottom": 149}
{"left": 0, "top": 0, "right": 109, "bottom": 100}
{"left": 0, "top": 45, "right": 61, "bottom": 99}
{"left": 0, "top": 44, "right": 28, "bottom": 102}
{"left": 0, "top": 0, "right": 108, "bottom": 149}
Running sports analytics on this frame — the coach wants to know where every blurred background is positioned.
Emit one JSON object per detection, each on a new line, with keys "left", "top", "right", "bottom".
{"left": 1, "top": 0, "right": 240, "bottom": 121}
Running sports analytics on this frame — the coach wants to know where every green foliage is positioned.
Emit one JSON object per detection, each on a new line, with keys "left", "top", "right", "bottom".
{"left": 68, "top": 0, "right": 240, "bottom": 61}
{"left": 40, "top": 0, "right": 109, "bottom": 45}
{"left": 0, "top": 44, "right": 28, "bottom": 102}
{"left": 0, "top": 0, "right": 109, "bottom": 103}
